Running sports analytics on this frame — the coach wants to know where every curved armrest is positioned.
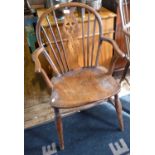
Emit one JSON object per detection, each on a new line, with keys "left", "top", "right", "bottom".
{"left": 101, "top": 37, "right": 128, "bottom": 74}
{"left": 32, "top": 46, "right": 44, "bottom": 73}
{"left": 32, "top": 47, "right": 53, "bottom": 89}
{"left": 101, "top": 37, "right": 126, "bottom": 58}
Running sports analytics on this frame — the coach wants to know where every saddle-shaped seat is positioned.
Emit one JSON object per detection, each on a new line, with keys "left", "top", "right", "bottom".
{"left": 51, "top": 67, "right": 120, "bottom": 108}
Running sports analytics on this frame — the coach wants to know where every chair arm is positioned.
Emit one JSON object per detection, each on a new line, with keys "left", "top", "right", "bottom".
{"left": 32, "top": 47, "right": 53, "bottom": 89}
{"left": 32, "top": 47, "right": 44, "bottom": 73}
{"left": 101, "top": 37, "right": 126, "bottom": 59}
{"left": 101, "top": 37, "right": 129, "bottom": 74}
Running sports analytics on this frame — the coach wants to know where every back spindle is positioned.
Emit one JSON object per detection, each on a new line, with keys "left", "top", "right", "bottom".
{"left": 41, "top": 25, "right": 65, "bottom": 74}
{"left": 52, "top": 10, "right": 69, "bottom": 72}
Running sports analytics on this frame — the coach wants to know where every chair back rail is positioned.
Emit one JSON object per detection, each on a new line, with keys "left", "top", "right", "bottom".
{"left": 36, "top": 2, "right": 103, "bottom": 76}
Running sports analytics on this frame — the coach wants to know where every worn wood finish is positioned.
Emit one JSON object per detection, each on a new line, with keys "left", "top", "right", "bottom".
{"left": 51, "top": 67, "right": 120, "bottom": 108}
{"left": 32, "top": 2, "right": 126, "bottom": 150}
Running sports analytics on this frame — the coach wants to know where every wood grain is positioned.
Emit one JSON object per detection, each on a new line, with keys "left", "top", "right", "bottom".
{"left": 51, "top": 67, "right": 120, "bottom": 108}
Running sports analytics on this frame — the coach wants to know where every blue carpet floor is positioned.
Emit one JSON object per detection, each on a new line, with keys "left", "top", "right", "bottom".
{"left": 25, "top": 95, "right": 130, "bottom": 155}
{"left": 121, "top": 95, "right": 130, "bottom": 114}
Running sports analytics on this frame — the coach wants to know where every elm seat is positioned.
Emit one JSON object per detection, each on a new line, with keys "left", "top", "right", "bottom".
{"left": 51, "top": 67, "right": 120, "bottom": 108}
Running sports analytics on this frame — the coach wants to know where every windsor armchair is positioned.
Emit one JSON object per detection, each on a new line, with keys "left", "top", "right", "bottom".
{"left": 32, "top": 2, "right": 127, "bottom": 150}
{"left": 119, "top": 0, "right": 130, "bottom": 83}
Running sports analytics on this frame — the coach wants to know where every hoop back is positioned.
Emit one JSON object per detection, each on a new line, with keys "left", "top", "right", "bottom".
{"left": 36, "top": 2, "right": 103, "bottom": 76}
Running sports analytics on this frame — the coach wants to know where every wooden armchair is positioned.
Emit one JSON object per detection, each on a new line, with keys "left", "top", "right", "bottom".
{"left": 32, "top": 2, "right": 127, "bottom": 150}
{"left": 119, "top": 0, "right": 130, "bottom": 82}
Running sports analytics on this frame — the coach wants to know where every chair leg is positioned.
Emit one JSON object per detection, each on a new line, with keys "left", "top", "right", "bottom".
{"left": 54, "top": 108, "right": 64, "bottom": 150}
{"left": 114, "top": 94, "right": 124, "bottom": 131}
{"left": 120, "top": 60, "right": 130, "bottom": 83}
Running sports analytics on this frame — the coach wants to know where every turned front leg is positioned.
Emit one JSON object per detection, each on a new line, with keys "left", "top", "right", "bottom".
{"left": 114, "top": 94, "right": 124, "bottom": 131}
{"left": 54, "top": 108, "right": 64, "bottom": 150}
